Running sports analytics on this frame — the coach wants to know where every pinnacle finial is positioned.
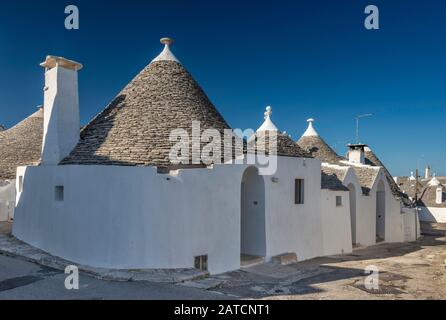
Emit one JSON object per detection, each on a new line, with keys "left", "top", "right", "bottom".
{"left": 152, "top": 37, "right": 180, "bottom": 63}
{"left": 302, "top": 117, "right": 319, "bottom": 137}
{"left": 160, "top": 37, "right": 174, "bottom": 46}
{"left": 264, "top": 106, "right": 272, "bottom": 120}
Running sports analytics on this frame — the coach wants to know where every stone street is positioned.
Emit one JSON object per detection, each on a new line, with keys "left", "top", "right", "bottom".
{"left": 0, "top": 222, "right": 445, "bottom": 300}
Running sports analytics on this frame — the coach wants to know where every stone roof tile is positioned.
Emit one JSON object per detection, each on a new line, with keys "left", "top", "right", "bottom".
{"left": 62, "top": 57, "right": 236, "bottom": 168}
{"left": 0, "top": 109, "right": 43, "bottom": 179}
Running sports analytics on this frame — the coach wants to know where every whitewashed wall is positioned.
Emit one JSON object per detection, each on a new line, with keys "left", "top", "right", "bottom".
{"left": 0, "top": 180, "right": 15, "bottom": 221}
{"left": 419, "top": 207, "right": 446, "bottom": 223}
{"left": 263, "top": 157, "right": 324, "bottom": 262}
{"left": 346, "top": 170, "right": 409, "bottom": 246}
{"left": 320, "top": 189, "right": 353, "bottom": 256}
{"left": 13, "top": 156, "right": 327, "bottom": 275}
{"left": 341, "top": 170, "right": 362, "bottom": 245}
{"left": 13, "top": 165, "right": 246, "bottom": 275}
{"left": 350, "top": 185, "right": 377, "bottom": 247}
{"left": 402, "top": 207, "right": 420, "bottom": 241}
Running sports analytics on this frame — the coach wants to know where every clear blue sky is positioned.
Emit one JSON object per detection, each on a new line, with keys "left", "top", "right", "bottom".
{"left": 0, "top": 0, "right": 444, "bottom": 176}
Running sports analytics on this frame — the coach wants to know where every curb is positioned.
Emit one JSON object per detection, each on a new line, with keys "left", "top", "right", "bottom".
{"left": 0, "top": 233, "right": 209, "bottom": 284}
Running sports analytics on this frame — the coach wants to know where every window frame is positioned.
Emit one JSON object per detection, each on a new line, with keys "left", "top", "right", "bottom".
{"left": 336, "top": 195, "right": 343, "bottom": 207}
{"left": 295, "top": 179, "right": 305, "bottom": 205}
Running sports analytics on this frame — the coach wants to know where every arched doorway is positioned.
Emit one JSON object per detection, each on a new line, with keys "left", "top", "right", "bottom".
{"left": 241, "top": 166, "right": 266, "bottom": 264}
{"left": 376, "top": 180, "right": 386, "bottom": 242}
{"left": 348, "top": 184, "right": 357, "bottom": 245}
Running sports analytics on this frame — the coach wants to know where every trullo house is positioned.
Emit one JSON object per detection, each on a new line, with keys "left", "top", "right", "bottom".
{"left": 297, "top": 119, "right": 419, "bottom": 248}
{"left": 12, "top": 38, "right": 419, "bottom": 275}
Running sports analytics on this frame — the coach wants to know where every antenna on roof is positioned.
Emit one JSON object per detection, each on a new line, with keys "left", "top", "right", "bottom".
{"left": 355, "top": 114, "right": 373, "bottom": 144}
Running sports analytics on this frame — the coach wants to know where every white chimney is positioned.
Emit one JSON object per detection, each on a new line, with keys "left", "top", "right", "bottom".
{"left": 40, "top": 56, "right": 83, "bottom": 165}
{"left": 347, "top": 144, "right": 366, "bottom": 164}
{"left": 425, "top": 166, "right": 431, "bottom": 180}
{"left": 436, "top": 186, "right": 444, "bottom": 205}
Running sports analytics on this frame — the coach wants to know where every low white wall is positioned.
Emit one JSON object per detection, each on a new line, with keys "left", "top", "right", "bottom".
{"left": 264, "top": 157, "right": 324, "bottom": 262}
{"left": 354, "top": 194, "right": 376, "bottom": 246}
{"left": 13, "top": 164, "right": 246, "bottom": 275}
{"left": 320, "top": 189, "right": 353, "bottom": 256}
{"left": 402, "top": 207, "right": 419, "bottom": 242}
{"left": 0, "top": 180, "right": 15, "bottom": 221}
{"left": 384, "top": 195, "right": 405, "bottom": 243}
{"left": 419, "top": 207, "right": 446, "bottom": 223}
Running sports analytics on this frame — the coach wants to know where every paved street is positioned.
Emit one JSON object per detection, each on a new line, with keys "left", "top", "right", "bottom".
{"left": 0, "top": 254, "right": 228, "bottom": 300}
{"left": 0, "top": 222, "right": 445, "bottom": 300}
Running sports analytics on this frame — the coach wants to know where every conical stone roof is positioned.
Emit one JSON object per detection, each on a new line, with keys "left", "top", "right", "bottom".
{"left": 0, "top": 109, "right": 43, "bottom": 179}
{"left": 297, "top": 120, "right": 343, "bottom": 163}
{"left": 248, "top": 107, "right": 310, "bottom": 158}
{"left": 62, "top": 39, "right": 233, "bottom": 169}
{"left": 365, "top": 147, "right": 411, "bottom": 205}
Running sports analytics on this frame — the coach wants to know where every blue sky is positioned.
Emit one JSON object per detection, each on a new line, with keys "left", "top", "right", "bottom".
{"left": 0, "top": 0, "right": 444, "bottom": 176}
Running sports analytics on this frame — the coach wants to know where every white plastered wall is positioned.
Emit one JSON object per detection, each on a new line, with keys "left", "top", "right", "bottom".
{"left": 320, "top": 189, "right": 353, "bottom": 256}
{"left": 13, "top": 164, "right": 246, "bottom": 275}
{"left": 13, "top": 156, "right": 326, "bottom": 274}
{"left": 402, "top": 207, "right": 420, "bottom": 242}
{"left": 263, "top": 157, "right": 324, "bottom": 262}
{"left": 418, "top": 207, "right": 446, "bottom": 223}
{"left": 341, "top": 169, "right": 362, "bottom": 246}
{"left": 343, "top": 169, "right": 415, "bottom": 246}
{"left": 0, "top": 180, "right": 16, "bottom": 221}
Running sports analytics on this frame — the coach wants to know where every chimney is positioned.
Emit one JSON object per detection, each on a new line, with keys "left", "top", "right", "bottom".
{"left": 436, "top": 185, "right": 444, "bottom": 205}
{"left": 347, "top": 144, "right": 366, "bottom": 164}
{"left": 40, "top": 56, "right": 83, "bottom": 165}
{"left": 425, "top": 166, "right": 431, "bottom": 180}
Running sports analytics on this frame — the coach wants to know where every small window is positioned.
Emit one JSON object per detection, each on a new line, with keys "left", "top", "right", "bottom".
{"left": 18, "top": 176, "right": 24, "bottom": 193}
{"left": 295, "top": 179, "right": 305, "bottom": 204}
{"left": 336, "top": 196, "right": 343, "bottom": 207}
{"left": 194, "top": 255, "right": 208, "bottom": 271}
{"left": 55, "top": 186, "right": 64, "bottom": 202}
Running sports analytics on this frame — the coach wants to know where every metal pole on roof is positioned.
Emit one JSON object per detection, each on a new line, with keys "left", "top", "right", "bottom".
{"left": 355, "top": 114, "right": 373, "bottom": 144}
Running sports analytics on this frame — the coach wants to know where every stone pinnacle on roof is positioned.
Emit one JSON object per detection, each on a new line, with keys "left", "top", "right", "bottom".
{"left": 302, "top": 118, "right": 319, "bottom": 137}
{"left": 257, "top": 106, "right": 279, "bottom": 132}
{"left": 151, "top": 37, "right": 180, "bottom": 64}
